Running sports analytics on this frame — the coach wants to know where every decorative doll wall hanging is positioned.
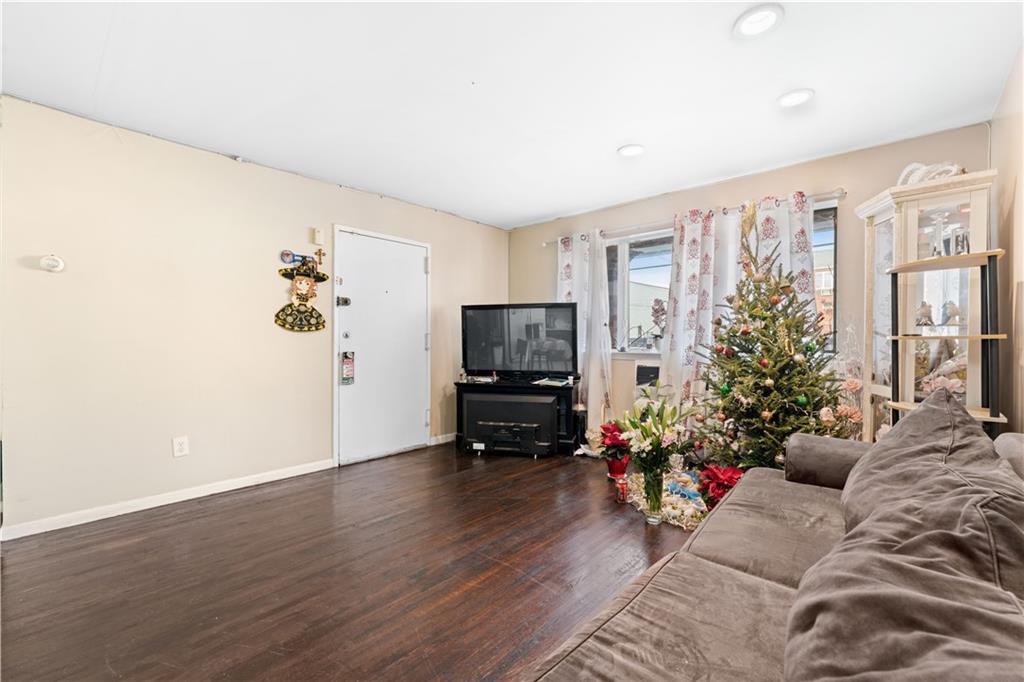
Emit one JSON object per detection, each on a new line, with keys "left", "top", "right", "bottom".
{"left": 275, "top": 255, "right": 329, "bottom": 332}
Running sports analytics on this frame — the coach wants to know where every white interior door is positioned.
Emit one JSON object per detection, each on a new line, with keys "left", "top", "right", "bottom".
{"left": 334, "top": 227, "right": 430, "bottom": 465}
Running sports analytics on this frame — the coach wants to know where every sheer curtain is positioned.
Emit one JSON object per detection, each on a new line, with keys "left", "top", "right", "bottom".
{"left": 659, "top": 192, "right": 816, "bottom": 405}
{"left": 557, "top": 231, "right": 612, "bottom": 430}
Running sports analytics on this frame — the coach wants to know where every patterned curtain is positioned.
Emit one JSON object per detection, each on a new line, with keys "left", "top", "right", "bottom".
{"left": 659, "top": 192, "right": 816, "bottom": 405}
{"left": 557, "top": 231, "right": 612, "bottom": 431}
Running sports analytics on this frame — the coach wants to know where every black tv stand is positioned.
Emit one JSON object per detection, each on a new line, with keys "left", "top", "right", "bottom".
{"left": 455, "top": 379, "right": 580, "bottom": 457}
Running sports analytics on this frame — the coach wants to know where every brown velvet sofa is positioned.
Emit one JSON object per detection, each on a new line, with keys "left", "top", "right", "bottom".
{"left": 531, "top": 390, "right": 1024, "bottom": 681}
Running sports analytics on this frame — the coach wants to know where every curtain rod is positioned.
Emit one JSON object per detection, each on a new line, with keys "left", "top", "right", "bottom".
{"left": 541, "top": 187, "right": 847, "bottom": 246}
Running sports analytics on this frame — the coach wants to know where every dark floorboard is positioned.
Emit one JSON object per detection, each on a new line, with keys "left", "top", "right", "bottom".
{"left": 2, "top": 445, "right": 688, "bottom": 681}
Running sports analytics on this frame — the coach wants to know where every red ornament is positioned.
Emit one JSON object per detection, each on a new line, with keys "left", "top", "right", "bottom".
{"left": 759, "top": 357, "right": 770, "bottom": 368}
{"left": 693, "top": 441, "right": 703, "bottom": 449}
{"left": 770, "top": 294, "right": 782, "bottom": 306}
{"left": 723, "top": 347, "right": 735, "bottom": 358}
{"left": 716, "top": 412, "right": 727, "bottom": 422}
{"left": 714, "top": 343, "right": 725, "bottom": 354}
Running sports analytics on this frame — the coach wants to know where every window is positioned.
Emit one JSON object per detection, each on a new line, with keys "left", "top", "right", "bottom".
{"left": 606, "top": 231, "right": 673, "bottom": 352}
{"left": 605, "top": 208, "right": 837, "bottom": 354}
{"left": 812, "top": 205, "right": 837, "bottom": 350}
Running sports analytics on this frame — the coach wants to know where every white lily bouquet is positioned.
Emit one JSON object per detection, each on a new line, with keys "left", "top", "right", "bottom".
{"left": 620, "top": 385, "right": 699, "bottom": 524}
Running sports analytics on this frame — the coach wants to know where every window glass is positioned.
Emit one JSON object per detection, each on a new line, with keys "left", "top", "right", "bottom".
{"left": 626, "top": 236, "right": 672, "bottom": 350}
{"left": 812, "top": 207, "right": 837, "bottom": 349}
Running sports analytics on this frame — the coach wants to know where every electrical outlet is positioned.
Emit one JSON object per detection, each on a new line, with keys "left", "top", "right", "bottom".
{"left": 172, "top": 435, "right": 190, "bottom": 458}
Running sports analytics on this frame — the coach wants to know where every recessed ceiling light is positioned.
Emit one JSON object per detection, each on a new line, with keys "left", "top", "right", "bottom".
{"left": 618, "top": 144, "right": 645, "bottom": 157}
{"left": 777, "top": 88, "right": 815, "bottom": 108}
{"left": 733, "top": 3, "right": 784, "bottom": 38}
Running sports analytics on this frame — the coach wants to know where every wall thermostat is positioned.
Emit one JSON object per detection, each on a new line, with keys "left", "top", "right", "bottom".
{"left": 39, "top": 255, "right": 65, "bottom": 273}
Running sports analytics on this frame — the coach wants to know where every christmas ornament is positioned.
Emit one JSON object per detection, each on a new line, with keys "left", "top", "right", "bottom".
{"left": 723, "top": 347, "right": 735, "bottom": 358}
{"left": 774, "top": 453, "right": 786, "bottom": 465}
{"left": 796, "top": 395, "right": 809, "bottom": 407}
{"left": 714, "top": 343, "right": 725, "bottom": 354}
{"left": 694, "top": 413, "right": 705, "bottom": 423}
{"left": 764, "top": 378, "right": 775, "bottom": 388}
{"left": 779, "top": 278, "right": 794, "bottom": 295}
{"left": 716, "top": 412, "right": 727, "bottom": 422}
{"left": 804, "top": 342, "right": 817, "bottom": 353}
{"left": 793, "top": 353, "right": 806, "bottom": 363}
{"left": 770, "top": 294, "right": 781, "bottom": 306}
{"left": 719, "top": 384, "right": 731, "bottom": 397}
{"left": 739, "top": 324, "right": 752, "bottom": 336}
{"left": 758, "top": 358, "right": 770, "bottom": 368}
{"left": 761, "top": 410, "right": 773, "bottom": 420}
{"left": 693, "top": 441, "right": 703, "bottom": 450}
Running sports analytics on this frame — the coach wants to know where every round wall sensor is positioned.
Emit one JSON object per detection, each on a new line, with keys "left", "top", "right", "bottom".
{"left": 39, "top": 255, "right": 65, "bottom": 273}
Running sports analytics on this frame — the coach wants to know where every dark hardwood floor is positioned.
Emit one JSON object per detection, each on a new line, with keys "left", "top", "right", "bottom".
{"left": 2, "top": 445, "right": 688, "bottom": 681}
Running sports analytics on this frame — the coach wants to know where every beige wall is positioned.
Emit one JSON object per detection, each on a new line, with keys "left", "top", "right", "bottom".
{"left": 509, "top": 124, "right": 992, "bottom": 419}
{"left": 992, "top": 48, "right": 1024, "bottom": 432}
{"left": 0, "top": 97, "right": 509, "bottom": 527}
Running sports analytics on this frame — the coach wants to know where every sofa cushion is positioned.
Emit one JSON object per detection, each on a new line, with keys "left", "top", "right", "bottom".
{"left": 532, "top": 552, "right": 794, "bottom": 682}
{"left": 841, "top": 389, "right": 1022, "bottom": 532}
{"left": 683, "top": 468, "right": 845, "bottom": 588}
{"left": 785, "top": 390, "right": 1024, "bottom": 680}
{"left": 995, "top": 433, "right": 1024, "bottom": 479}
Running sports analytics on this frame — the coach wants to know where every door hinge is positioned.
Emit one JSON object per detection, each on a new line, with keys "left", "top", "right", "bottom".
{"left": 424, "top": 256, "right": 430, "bottom": 274}
{"left": 424, "top": 332, "right": 431, "bottom": 350}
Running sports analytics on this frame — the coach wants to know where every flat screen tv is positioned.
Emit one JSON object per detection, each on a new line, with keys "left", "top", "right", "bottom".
{"left": 462, "top": 303, "right": 578, "bottom": 377}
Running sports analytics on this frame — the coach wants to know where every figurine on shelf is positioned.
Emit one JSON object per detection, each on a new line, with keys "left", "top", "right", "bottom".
{"left": 953, "top": 230, "right": 970, "bottom": 256}
{"left": 940, "top": 301, "right": 961, "bottom": 326}
{"left": 915, "top": 301, "right": 935, "bottom": 327}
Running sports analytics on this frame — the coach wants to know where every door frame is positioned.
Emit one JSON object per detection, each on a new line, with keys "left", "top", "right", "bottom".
{"left": 332, "top": 224, "right": 432, "bottom": 468}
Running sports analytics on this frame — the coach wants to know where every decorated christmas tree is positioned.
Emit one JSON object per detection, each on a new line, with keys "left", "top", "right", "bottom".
{"left": 695, "top": 204, "right": 858, "bottom": 469}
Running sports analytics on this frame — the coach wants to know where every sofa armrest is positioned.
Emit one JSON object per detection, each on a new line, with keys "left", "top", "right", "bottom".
{"left": 994, "top": 433, "right": 1024, "bottom": 479}
{"left": 784, "top": 433, "right": 870, "bottom": 490}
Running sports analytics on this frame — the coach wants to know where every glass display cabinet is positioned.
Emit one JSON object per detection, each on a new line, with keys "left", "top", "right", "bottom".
{"left": 856, "top": 169, "right": 1005, "bottom": 440}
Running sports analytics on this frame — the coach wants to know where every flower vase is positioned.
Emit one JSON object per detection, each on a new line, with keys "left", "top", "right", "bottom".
{"left": 606, "top": 454, "right": 630, "bottom": 479}
{"left": 643, "top": 471, "right": 664, "bottom": 525}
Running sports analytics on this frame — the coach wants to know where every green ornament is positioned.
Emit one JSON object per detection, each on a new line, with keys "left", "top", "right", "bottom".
{"left": 805, "top": 342, "right": 817, "bottom": 353}
{"left": 719, "top": 384, "right": 732, "bottom": 397}
{"left": 796, "top": 395, "right": 809, "bottom": 407}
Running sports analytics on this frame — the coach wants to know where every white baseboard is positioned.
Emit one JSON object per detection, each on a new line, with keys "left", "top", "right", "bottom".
{"left": 429, "top": 432, "right": 456, "bottom": 445}
{"left": 0, "top": 458, "right": 335, "bottom": 542}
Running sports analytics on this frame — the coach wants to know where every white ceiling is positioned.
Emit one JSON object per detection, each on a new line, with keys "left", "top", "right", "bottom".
{"left": 3, "top": 2, "right": 1021, "bottom": 228}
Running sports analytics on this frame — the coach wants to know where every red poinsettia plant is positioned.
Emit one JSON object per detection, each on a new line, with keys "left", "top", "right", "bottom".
{"left": 596, "top": 421, "right": 630, "bottom": 460}
{"left": 699, "top": 465, "right": 744, "bottom": 508}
